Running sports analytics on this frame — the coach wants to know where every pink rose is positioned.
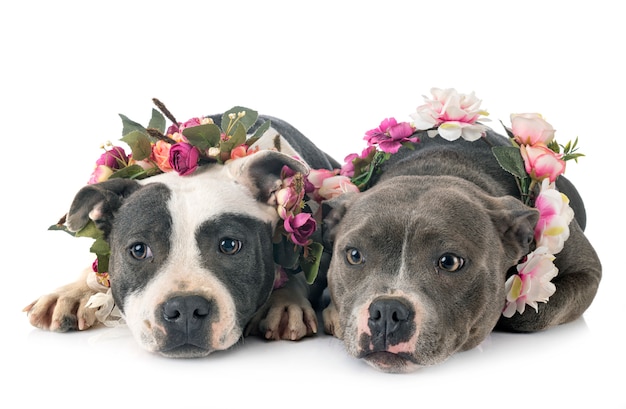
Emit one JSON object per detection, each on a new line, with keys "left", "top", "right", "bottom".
{"left": 520, "top": 144, "right": 566, "bottom": 183}
{"left": 307, "top": 168, "right": 338, "bottom": 189}
{"left": 276, "top": 185, "right": 305, "bottom": 219}
{"left": 318, "top": 175, "right": 360, "bottom": 200}
{"left": 169, "top": 142, "right": 200, "bottom": 176}
{"left": 364, "top": 118, "right": 418, "bottom": 153}
{"left": 510, "top": 113, "right": 555, "bottom": 146}
{"left": 283, "top": 213, "right": 317, "bottom": 246}
{"left": 96, "top": 146, "right": 128, "bottom": 169}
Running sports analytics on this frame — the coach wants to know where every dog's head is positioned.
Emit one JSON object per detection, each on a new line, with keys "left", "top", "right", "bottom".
{"left": 323, "top": 175, "right": 538, "bottom": 373}
{"left": 65, "top": 150, "right": 308, "bottom": 358}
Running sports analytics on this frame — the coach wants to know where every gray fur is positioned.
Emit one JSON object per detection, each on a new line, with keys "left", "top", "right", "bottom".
{"left": 322, "top": 129, "right": 601, "bottom": 373}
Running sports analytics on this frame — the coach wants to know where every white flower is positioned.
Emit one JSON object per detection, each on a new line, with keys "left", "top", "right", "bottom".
{"left": 410, "top": 87, "right": 489, "bottom": 141}
{"left": 502, "top": 246, "right": 558, "bottom": 318}
{"left": 534, "top": 179, "right": 575, "bottom": 254}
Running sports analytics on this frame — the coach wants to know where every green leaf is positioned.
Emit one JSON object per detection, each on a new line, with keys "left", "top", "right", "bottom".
{"left": 121, "top": 130, "right": 153, "bottom": 161}
{"left": 90, "top": 237, "right": 110, "bottom": 257}
{"left": 148, "top": 109, "right": 166, "bottom": 133}
{"left": 492, "top": 146, "right": 528, "bottom": 180}
{"left": 221, "top": 106, "right": 258, "bottom": 134}
{"left": 109, "top": 164, "right": 157, "bottom": 180}
{"left": 74, "top": 220, "right": 105, "bottom": 241}
{"left": 48, "top": 223, "right": 75, "bottom": 236}
{"left": 300, "top": 242, "right": 324, "bottom": 284}
{"left": 562, "top": 152, "right": 585, "bottom": 162}
{"left": 230, "top": 122, "right": 247, "bottom": 147}
{"left": 246, "top": 119, "right": 271, "bottom": 146}
{"left": 96, "top": 253, "right": 109, "bottom": 274}
{"left": 119, "top": 114, "right": 146, "bottom": 136}
{"left": 90, "top": 238, "right": 111, "bottom": 274}
{"left": 499, "top": 120, "right": 515, "bottom": 139}
{"left": 183, "top": 123, "right": 221, "bottom": 151}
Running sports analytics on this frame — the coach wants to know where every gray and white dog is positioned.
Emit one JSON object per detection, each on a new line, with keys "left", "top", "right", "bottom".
{"left": 321, "top": 128, "right": 602, "bottom": 373}
{"left": 25, "top": 115, "right": 338, "bottom": 358}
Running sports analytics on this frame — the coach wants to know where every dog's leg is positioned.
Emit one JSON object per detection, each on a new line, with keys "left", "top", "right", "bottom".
{"left": 246, "top": 273, "right": 318, "bottom": 341}
{"left": 497, "top": 222, "right": 602, "bottom": 332}
{"left": 23, "top": 267, "right": 100, "bottom": 332}
{"left": 322, "top": 301, "right": 342, "bottom": 339}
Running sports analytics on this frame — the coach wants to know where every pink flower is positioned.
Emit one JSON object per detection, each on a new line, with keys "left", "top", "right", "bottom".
{"left": 169, "top": 142, "right": 200, "bottom": 176}
{"left": 410, "top": 87, "right": 489, "bottom": 141}
{"left": 229, "top": 144, "right": 250, "bottom": 161}
{"left": 306, "top": 168, "right": 340, "bottom": 200}
{"left": 283, "top": 213, "right": 317, "bottom": 246}
{"left": 520, "top": 144, "right": 566, "bottom": 183}
{"left": 502, "top": 247, "right": 558, "bottom": 317}
{"left": 510, "top": 113, "right": 555, "bottom": 146}
{"left": 276, "top": 185, "right": 305, "bottom": 219}
{"left": 318, "top": 175, "right": 360, "bottom": 200}
{"left": 340, "top": 146, "right": 377, "bottom": 177}
{"left": 96, "top": 146, "right": 128, "bottom": 169}
{"left": 88, "top": 165, "right": 114, "bottom": 184}
{"left": 151, "top": 140, "right": 174, "bottom": 172}
{"left": 167, "top": 116, "right": 212, "bottom": 140}
{"left": 533, "top": 180, "right": 574, "bottom": 254}
{"left": 364, "top": 118, "right": 418, "bottom": 153}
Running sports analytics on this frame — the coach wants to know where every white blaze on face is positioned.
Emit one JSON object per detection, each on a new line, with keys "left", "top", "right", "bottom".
{"left": 122, "top": 165, "right": 280, "bottom": 352}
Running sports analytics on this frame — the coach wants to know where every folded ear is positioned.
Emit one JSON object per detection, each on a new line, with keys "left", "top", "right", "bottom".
{"left": 226, "top": 149, "right": 309, "bottom": 204}
{"left": 65, "top": 178, "right": 142, "bottom": 238}
{"left": 486, "top": 195, "right": 540, "bottom": 262}
{"left": 321, "top": 191, "right": 359, "bottom": 249}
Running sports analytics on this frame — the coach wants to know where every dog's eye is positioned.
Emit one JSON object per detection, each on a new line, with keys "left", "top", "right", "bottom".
{"left": 219, "top": 238, "right": 242, "bottom": 255}
{"left": 438, "top": 253, "right": 465, "bottom": 272}
{"left": 346, "top": 248, "right": 364, "bottom": 265}
{"left": 130, "top": 243, "right": 153, "bottom": 260}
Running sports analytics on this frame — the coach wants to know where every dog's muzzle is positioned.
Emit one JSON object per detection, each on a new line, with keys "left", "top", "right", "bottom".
{"left": 158, "top": 295, "right": 217, "bottom": 356}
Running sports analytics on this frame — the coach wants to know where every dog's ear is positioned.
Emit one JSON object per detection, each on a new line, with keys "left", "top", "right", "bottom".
{"left": 66, "top": 178, "right": 142, "bottom": 238}
{"left": 226, "top": 150, "right": 309, "bottom": 204}
{"left": 487, "top": 195, "right": 540, "bottom": 262}
{"left": 321, "top": 192, "right": 359, "bottom": 248}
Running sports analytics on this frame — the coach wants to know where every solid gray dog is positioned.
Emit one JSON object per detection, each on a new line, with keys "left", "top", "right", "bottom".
{"left": 25, "top": 115, "right": 338, "bottom": 358}
{"left": 321, "top": 129, "right": 602, "bottom": 373}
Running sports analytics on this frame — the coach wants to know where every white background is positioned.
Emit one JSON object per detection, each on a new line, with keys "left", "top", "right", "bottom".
{"left": 2, "top": 1, "right": 623, "bottom": 408}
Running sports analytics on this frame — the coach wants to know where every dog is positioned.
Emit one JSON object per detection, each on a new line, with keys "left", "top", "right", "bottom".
{"left": 24, "top": 114, "right": 339, "bottom": 358}
{"left": 321, "top": 127, "right": 602, "bottom": 373}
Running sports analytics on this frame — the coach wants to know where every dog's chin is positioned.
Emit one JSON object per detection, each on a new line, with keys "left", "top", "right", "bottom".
{"left": 363, "top": 352, "right": 422, "bottom": 374}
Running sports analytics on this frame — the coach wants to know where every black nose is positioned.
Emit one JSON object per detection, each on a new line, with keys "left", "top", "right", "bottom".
{"left": 368, "top": 298, "right": 414, "bottom": 349}
{"left": 162, "top": 295, "right": 211, "bottom": 335}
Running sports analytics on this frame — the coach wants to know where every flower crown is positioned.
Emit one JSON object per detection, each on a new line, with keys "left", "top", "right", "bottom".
{"left": 340, "top": 87, "right": 584, "bottom": 318}
{"left": 51, "top": 100, "right": 353, "bottom": 298}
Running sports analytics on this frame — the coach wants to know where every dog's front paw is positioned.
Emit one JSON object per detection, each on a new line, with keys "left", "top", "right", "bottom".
{"left": 23, "top": 274, "right": 99, "bottom": 332}
{"left": 249, "top": 285, "right": 318, "bottom": 341}
{"left": 322, "top": 302, "right": 342, "bottom": 339}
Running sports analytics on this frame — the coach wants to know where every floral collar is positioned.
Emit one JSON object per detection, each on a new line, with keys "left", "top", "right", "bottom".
{"left": 52, "top": 100, "right": 358, "bottom": 303}
{"left": 338, "top": 87, "right": 583, "bottom": 318}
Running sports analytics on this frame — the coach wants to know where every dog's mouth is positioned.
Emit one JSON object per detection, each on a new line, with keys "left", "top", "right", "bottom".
{"left": 361, "top": 351, "right": 422, "bottom": 374}
{"left": 159, "top": 343, "right": 215, "bottom": 359}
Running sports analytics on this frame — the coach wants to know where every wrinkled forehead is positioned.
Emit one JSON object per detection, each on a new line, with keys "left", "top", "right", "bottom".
{"left": 139, "top": 166, "right": 278, "bottom": 225}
